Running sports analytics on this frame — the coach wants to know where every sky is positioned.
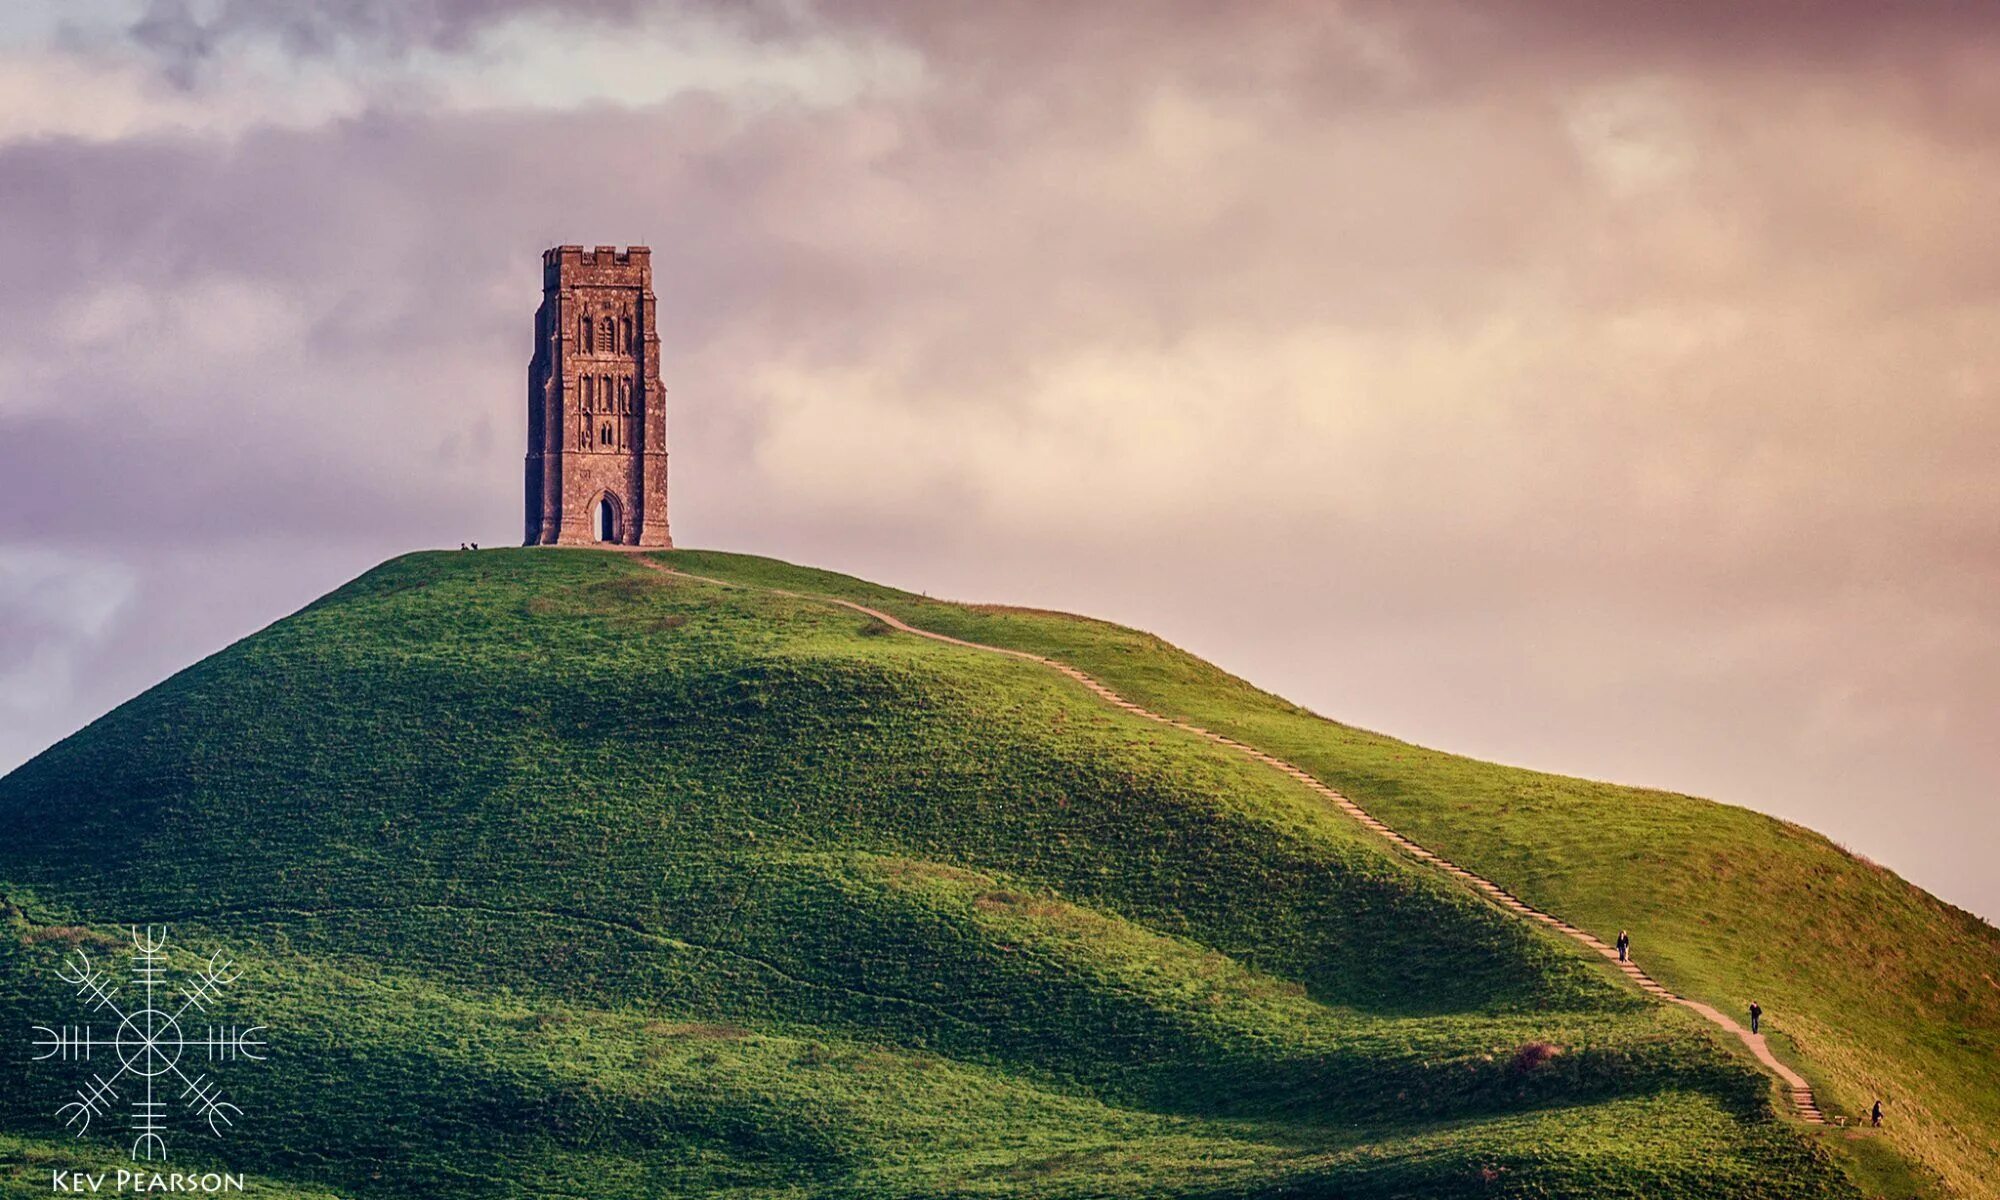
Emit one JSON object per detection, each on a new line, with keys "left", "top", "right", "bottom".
{"left": 1, "top": 1, "right": 1995, "bottom": 922}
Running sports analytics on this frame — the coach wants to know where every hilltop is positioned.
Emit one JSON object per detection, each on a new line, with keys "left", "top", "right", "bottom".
{"left": 0, "top": 548, "right": 1992, "bottom": 1198}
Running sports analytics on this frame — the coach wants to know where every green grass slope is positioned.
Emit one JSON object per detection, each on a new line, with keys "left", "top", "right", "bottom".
{"left": 666, "top": 549, "right": 2000, "bottom": 1199}
{"left": 0, "top": 548, "right": 1922, "bottom": 1197}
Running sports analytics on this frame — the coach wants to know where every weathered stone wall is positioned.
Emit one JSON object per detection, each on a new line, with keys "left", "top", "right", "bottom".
{"left": 524, "top": 245, "right": 672, "bottom": 547}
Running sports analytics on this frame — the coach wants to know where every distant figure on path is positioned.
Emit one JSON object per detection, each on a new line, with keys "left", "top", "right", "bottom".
{"left": 1748, "top": 1001, "right": 1762, "bottom": 1034}
{"left": 1871, "top": 1098, "right": 1883, "bottom": 1127}
{"left": 1616, "top": 930, "right": 1630, "bottom": 962}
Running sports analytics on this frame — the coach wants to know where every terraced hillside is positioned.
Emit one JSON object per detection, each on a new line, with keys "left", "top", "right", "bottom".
{"left": 0, "top": 548, "right": 1969, "bottom": 1197}
{"left": 665, "top": 550, "right": 2000, "bottom": 1199}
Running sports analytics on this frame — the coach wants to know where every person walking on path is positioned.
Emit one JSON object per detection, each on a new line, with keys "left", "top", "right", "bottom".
{"left": 1616, "top": 930, "right": 1630, "bottom": 962}
{"left": 1748, "top": 1001, "right": 1762, "bottom": 1035}
{"left": 1871, "top": 1099, "right": 1883, "bottom": 1128}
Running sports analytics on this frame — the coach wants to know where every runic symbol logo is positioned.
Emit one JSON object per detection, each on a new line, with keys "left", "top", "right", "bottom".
{"left": 31, "top": 925, "right": 267, "bottom": 1161}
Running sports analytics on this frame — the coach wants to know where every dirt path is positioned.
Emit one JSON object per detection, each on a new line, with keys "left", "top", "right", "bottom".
{"left": 640, "top": 559, "right": 1824, "bottom": 1124}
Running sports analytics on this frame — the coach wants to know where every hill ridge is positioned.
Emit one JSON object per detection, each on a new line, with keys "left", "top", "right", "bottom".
{"left": 638, "top": 557, "right": 1827, "bottom": 1125}
{"left": 12, "top": 546, "right": 1981, "bottom": 1197}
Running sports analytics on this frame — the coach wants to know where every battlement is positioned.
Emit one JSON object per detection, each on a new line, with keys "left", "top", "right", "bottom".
{"left": 543, "top": 244, "right": 652, "bottom": 288}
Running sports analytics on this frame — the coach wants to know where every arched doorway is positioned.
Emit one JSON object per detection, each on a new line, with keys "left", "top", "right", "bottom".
{"left": 592, "top": 492, "right": 624, "bottom": 543}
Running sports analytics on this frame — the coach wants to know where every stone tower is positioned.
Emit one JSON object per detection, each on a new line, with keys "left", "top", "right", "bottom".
{"left": 525, "top": 245, "right": 671, "bottom": 547}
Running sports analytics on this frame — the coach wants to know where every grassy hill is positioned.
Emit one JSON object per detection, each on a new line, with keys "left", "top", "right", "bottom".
{"left": 0, "top": 548, "right": 1988, "bottom": 1198}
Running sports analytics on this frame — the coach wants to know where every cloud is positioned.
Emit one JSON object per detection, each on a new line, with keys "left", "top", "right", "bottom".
{"left": 5, "top": 2, "right": 913, "bottom": 143}
{"left": 0, "top": 548, "right": 135, "bottom": 743}
{"left": 127, "top": 0, "right": 652, "bottom": 78}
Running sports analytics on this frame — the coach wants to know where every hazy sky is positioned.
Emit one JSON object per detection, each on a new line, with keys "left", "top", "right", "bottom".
{"left": 2, "top": 2, "right": 1995, "bottom": 921}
